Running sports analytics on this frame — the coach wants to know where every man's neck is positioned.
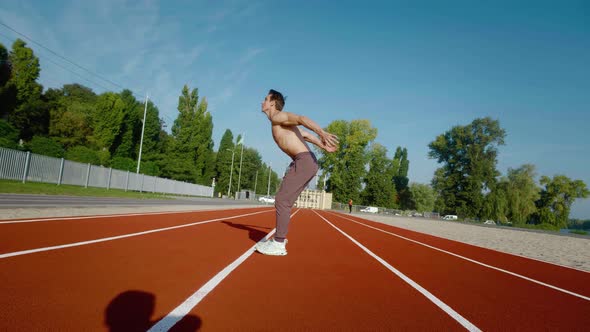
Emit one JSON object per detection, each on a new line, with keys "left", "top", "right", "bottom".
{"left": 266, "top": 109, "right": 279, "bottom": 121}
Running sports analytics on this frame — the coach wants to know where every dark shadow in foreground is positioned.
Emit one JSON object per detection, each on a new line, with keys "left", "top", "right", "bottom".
{"left": 105, "top": 290, "right": 202, "bottom": 332}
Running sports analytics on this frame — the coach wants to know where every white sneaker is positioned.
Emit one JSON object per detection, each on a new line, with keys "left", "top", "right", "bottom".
{"left": 255, "top": 238, "right": 287, "bottom": 256}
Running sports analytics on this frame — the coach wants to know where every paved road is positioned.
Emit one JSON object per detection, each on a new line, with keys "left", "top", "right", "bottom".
{"left": 0, "top": 194, "right": 259, "bottom": 208}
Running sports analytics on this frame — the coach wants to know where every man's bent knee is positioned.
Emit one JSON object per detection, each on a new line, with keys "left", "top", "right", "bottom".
{"left": 274, "top": 197, "right": 292, "bottom": 210}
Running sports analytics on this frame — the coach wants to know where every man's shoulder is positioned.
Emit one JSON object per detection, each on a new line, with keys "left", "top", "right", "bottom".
{"left": 270, "top": 111, "right": 290, "bottom": 121}
{"left": 272, "top": 110, "right": 302, "bottom": 122}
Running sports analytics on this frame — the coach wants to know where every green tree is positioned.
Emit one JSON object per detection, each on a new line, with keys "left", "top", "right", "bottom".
{"left": 0, "top": 119, "right": 18, "bottom": 148}
{"left": 47, "top": 84, "right": 96, "bottom": 149}
{"left": 112, "top": 90, "right": 141, "bottom": 159}
{"left": 139, "top": 161, "right": 160, "bottom": 176}
{"left": 215, "top": 129, "right": 235, "bottom": 196}
{"left": 258, "top": 162, "right": 271, "bottom": 195}
{"left": 0, "top": 43, "right": 10, "bottom": 87}
{"left": 163, "top": 85, "right": 214, "bottom": 184}
{"left": 0, "top": 43, "right": 14, "bottom": 119}
{"left": 27, "top": 136, "right": 64, "bottom": 158}
{"left": 92, "top": 92, "right": 126, "bottom": 152}
{"left": 191, "top": 97, "right": 215, "bottom": 185}
{"left": 482, "top": 180, "right": 509, "bottom": 223}
{"left": 505, "top": 164, "right": 539, "bottom": 224}
{"left": 361, "top": 143, "right": 396, "bottom": 208}
{"left": 110, "top": 156, "right": 136, "bottom": 172}
{"left": 260, "top": 163, "right": 281, "bottom": 196}
{"left": 410, "top": 183, "right": 435, "bottom": 212}
{"left": 4, "top": 39, "right": 47, "bottom": 139}
{"left": 238, "top": 147, "right": 264, "bottom": 193}
{"left": 392, "top": 147, "right": 411, "bottom": 209}
{"left": 65, "top": 146, "right": 100, "bottom": 165}
{"left": 533, "top": 175, "right": 589, "bottom": 229}
{"left": 429, "top": 117, "right": 506, "bottom": 218}
{"left": 137, "top": 100, "right": 165, "bottom": 174}
{"left": 319, "top": 119, "right": 377, "bottom": 204}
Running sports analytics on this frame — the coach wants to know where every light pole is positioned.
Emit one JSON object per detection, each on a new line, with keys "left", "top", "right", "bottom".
{"left": 267, "top": 163, "right": 271, "bottom": 196}
{"left": 253, "top": 170, "right": 258, "bottom": 196}
{"left": 227, "top": 148, "right": 235, "bottom": 198}
{"left": 136, "top": 93, "right": 148, "bottom": 173}
{"left": 237, "top": 135, "right": 244, "bottom": 193}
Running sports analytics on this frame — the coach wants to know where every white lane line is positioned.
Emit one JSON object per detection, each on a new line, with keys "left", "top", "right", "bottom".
{"left": 324, "top": 211, "right": 590, "bottom": 302}
{"left": 148, "top": 209, "right": 300, "bottom": 332}
{"left": 0, "top": 210, "right": 272, "bottom": 259}
{"left": 314, "top": 210, "right": 481, "bottom": 332}
{"left": 0, "top": 207, "right": 269, "bottom": 224}
{"left": 339, "top": 213, "right": 590, "bottom": 274}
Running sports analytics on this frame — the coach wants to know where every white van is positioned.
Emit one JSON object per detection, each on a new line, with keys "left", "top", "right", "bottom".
{"left": 360, "top": 206, "right": 378, "bottom": 213}
{"left": 442, "top": 215, "right": 458, "bottom": 221}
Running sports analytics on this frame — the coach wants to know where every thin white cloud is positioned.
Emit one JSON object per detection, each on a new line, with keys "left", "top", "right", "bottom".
{"left": 2, "top": 0, "right": 271, "bottom": 133}
{"left": 201, "top": 0, "right": 262, "bottom": 33}
{"left": 239, "top": 47, "right": 264, "bottom": 64}
{"left": 0, "top": 7, "right": 62, "bottom": 54}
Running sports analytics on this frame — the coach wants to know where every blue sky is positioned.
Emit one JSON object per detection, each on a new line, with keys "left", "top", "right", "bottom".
{"left": 1, "top": 0, "right": 589, "bottom": 218}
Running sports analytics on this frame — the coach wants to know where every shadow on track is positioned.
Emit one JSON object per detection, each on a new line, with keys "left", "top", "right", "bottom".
{"left": 221, "top": 220, "right": 272, "bottom": 242}
{"left": 105, "top": 290, "right": 202, "bottom": 331}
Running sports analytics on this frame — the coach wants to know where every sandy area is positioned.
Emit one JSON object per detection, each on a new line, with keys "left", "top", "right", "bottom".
{"left": 2, "top": 206, "right": 588, "bottom": 272}
{"left": 354, "top": 213, "right": 590, "bottom": 272}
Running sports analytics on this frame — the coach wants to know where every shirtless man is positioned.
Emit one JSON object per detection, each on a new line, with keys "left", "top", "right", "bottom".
{"left": 255, "top": 89, "right": 339, "bottom": 256}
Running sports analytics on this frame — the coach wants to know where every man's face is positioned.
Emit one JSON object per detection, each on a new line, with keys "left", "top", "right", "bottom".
{"left": 261, "top": 94, "right": 273, "bottom": 113}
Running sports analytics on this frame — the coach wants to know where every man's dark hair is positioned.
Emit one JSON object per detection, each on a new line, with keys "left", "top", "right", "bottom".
{"left": 268, "top": 89, "right": 285, "bottom": 111}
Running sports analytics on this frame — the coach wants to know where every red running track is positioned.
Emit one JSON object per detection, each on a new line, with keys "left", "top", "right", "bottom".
{"left": 0, "top": 207, "right": 588, "bottom": 331}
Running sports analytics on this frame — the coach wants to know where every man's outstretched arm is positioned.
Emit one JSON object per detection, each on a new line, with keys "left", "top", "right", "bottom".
{"left": 301, "top": 130, "right": 337, "bottom": 152}
{"left": 271, "top": 111, "right": 339, "bottom": 149}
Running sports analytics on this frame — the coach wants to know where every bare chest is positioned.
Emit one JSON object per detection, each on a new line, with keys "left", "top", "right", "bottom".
{"left": 271, "top": 125, "right": 307, "bottom": 151}
{"left": 271, "top": 125, "right": 286, "bottom": 144}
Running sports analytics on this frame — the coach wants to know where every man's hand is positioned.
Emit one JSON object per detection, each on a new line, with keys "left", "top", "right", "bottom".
{"left": 320, "top": 130, "right": 339, "bottom": 152}
{"left": 301, "top": 129, "right": 339, "bottom": 152}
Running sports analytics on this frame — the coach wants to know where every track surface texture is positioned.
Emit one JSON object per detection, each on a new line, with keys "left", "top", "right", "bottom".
{"left": 1, "top": 207, "right": 588, "bottom": 331}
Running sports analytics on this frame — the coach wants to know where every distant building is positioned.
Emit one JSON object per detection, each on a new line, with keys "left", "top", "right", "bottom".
{"left": 295, "top": 189, "right": 332, "bottom": 210}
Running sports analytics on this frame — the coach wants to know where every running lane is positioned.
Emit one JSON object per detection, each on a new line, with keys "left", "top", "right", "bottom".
{"left": 0, "top": 207, "right": 271, "bottom": 254}
{"left": 318, "top": 211, "right": 590, "bottom": 331}
{"left": 0, "top": 209, "right": 275, "bottom": 331}
{"left": 173, "top": 209, "right": 469, "bottom": 331}
{"left": 323, "top": 211, "right": 590, "bottom": 296}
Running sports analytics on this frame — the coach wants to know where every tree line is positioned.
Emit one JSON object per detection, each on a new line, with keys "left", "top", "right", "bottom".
{"left": 0, "top": 39, "right": 281, "bottom": 196}
{"left": 428, "top": 117, "right": 589, "bottom": 230}
{"left": 311, "top": 117, "right": 588, "bottom": 230}
{"left": 1, "top": 39, "right": 587, "bottom": 230}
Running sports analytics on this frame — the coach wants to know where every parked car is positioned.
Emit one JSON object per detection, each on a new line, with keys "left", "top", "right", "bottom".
{"left": 360, "top": 206, "right": 378, "bottom": 213}
{"left": 442, "top": 215, "right": 458, "bottom": 221}
{"left": 258, "top": 196, "right": 275, "bottom": 204}
{"left": 484, "top": 220, "right": 496, "bottom": 225}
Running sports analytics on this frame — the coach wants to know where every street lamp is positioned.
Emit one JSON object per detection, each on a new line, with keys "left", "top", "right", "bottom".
{"left": 267, "top": 163, "right": 272, "bottom": 196}
{"left": 136, "top": 93, "right": 148, "bottom": 173}
{"left": 237, "top": 134, "right": 245, "bottom": 193}
{"left": 226, "top": 148, "right": 235, "bottom": 198}
{"left": 253, "top": 170, "right": 258, "bottom": 196}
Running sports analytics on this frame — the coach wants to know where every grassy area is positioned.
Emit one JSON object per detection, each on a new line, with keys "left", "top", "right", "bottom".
{"left": 0, "top": 179, "right": 174, "bottom": 200}
{"left": 569, "top": 230, "right": 588, "bottom": 235}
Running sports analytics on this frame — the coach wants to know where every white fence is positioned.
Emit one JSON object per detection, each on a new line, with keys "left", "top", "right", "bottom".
{"left": 0, "top": 147, "right": 213, "bottom": 197}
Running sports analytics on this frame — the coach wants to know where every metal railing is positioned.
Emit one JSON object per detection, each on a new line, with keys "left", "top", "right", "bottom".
{"left": 332, "top": 202, "right": 440, "bottom": 219}
{"left": 0, "top": 147, "right": 213, "bottom": 197}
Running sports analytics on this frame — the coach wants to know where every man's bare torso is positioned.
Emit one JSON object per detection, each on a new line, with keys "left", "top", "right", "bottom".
{"left": 272, "top": 124, "right": 310, "bottom": 158}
